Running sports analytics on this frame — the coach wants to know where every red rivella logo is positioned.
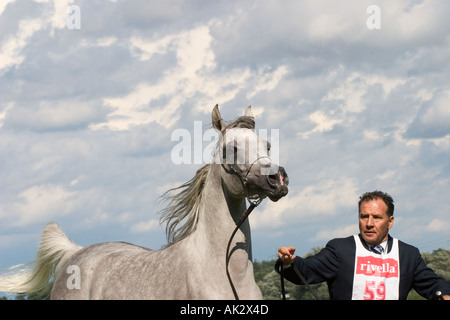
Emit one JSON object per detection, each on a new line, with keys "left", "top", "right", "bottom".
{"left": 356, "top": 256, "right": 399, "bottom": 278}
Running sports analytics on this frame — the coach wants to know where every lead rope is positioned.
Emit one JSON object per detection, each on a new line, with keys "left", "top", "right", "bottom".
{"left": 277, "top": 255, "right": 322, "bottom": 300}
{"left": 279, "top": 255, "right": 287, "bottom": 300}
{"left": 226, "top": 198, "right": 262, "bottom": 300}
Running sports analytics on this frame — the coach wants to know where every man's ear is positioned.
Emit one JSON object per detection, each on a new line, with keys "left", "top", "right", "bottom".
{"left": 212, "top": 104, "right": 225, "bottom": 132}
{"left": 388, "top": 216, "right": 394, "bottom": 229}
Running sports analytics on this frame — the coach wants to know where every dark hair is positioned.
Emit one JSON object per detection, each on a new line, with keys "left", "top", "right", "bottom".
{"left": 358, "top": 190, "right": 394, "bottom": 217}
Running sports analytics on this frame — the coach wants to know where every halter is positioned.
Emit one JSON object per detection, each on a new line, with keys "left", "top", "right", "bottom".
{"left": 221, "top": 153, "right": 272, "bottom": 199}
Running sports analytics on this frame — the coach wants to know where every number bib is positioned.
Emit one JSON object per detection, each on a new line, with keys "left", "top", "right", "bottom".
{"left": 351, "top": 235, "right": 400, "bottom": 300}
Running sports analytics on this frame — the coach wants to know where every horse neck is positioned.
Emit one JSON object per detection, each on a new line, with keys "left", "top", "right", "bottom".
{"left": 194, "top": 164, "right": 252, "bottom": 261}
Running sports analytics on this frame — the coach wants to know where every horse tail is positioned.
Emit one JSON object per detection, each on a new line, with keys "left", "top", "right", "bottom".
{"left": 0, "top": 222, "right": 82, "bottom": 294}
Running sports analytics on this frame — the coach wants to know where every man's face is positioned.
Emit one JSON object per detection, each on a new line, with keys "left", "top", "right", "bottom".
{"left": 359, "top": 198, "right": 394, "bottom": 245}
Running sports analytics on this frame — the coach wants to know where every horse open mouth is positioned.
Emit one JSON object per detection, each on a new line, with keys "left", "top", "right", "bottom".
{"left": 266, "top": 166, "right": 289, "bottom": 202}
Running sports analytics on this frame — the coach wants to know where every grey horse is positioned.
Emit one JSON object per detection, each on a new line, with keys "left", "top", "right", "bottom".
{"left": 0, "top": 105, "right": 288, "bottom": 299}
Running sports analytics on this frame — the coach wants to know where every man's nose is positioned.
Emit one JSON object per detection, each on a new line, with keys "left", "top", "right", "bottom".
{"left": 366, "top": 216, "right": 374, "bottom": 227}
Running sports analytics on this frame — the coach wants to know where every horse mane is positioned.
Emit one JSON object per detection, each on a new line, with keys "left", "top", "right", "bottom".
{"left": 224, "top": 116, "right": 255, "bottom": 130}
{"left": 159, "top": 115, "right": 254, "bottom": 247}
{"left": 159, "top": 164, "right": 211, "bottom": 247}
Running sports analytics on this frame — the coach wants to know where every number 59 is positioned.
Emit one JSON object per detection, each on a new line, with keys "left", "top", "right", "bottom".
{"left": 364, "top": 280, "right": 386, "bottom": 300}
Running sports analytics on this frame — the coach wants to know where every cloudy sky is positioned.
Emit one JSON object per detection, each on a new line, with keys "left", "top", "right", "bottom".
{"left": 1, "top": 0, "right": 450, "bottom": 278}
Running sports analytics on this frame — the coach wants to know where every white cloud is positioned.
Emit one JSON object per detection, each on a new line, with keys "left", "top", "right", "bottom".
{"left": 92, "top": 25, "right": 216, "bottom": 130}
{"left": 307, "top": 9, "right": 356, "bottom": 41}
{"left": 0, "top": 0, "right": 15, "bottom": 16}
{"left": 0, "top": 18, "right": 43, "bottom": 73}
{"left": 7, "top": 184, "right": 76, "bottom": 226}
{"left": 129, "top": 34, "right": 174, "bottom": 61}
{"left": 246, "top": 65, "right": 288, "bottom": 99}
{"left": 93, "top": 23, "right": 288, "bottom": 130}
{"left": 312, "top": 224, "right": 359, "bottom": 242}
{"left": 0, "top": 102, "right": 14, "bottom": 128}
{"left": 364, "top": 130, "right": 380, "bottom": 140}
{"left": 94, "top": 81, "right": 182, "bottom": 130}
{"left": 298, "top": 110, "right": 342, "bottom": 139}
{"left": 97, "top": 37, "right": 117, "bottom": 47}
{"left": 130, "top": 219, "right": 160, "bottom": 233}
{"left": 251, "top": 177, "right": 358, "bottom": 230}
{"left": 7, "top": 100, "right": 102, "bottom": 131}
{"left": 375, "top": 170, "right": 396, "bottom": 181}
{"left": 48, "top": 0, "right": 73, "bottom": 31}
{"left": 383, "top": 0, "right": 444, "bottom": 42}
{"left": 407, "top": 89, "right": 450, "bottom": 139}
{"left": 0, "top": 1, "right": 80, "bottom": 74}
{"left": 426, "top": 218, "right": 450, "bottom": 233}
{"left": 323, "top": 72, "right": 406, "bottom": 114}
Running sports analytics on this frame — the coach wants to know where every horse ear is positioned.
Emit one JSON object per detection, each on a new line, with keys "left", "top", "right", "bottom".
{"left": 244, "top": 105, "right": 254, "bottom": 118}
{"left": 212, "top": 104, "right": 226, "bottom": 132}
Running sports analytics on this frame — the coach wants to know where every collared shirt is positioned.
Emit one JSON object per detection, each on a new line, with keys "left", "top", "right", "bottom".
{"left": 369, "top": 239, "right": 387, "bottom": 254}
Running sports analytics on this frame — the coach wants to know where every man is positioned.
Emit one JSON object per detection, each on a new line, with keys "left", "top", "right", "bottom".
{"left": 276, "top": 190, "right": 450, "bottom": 300}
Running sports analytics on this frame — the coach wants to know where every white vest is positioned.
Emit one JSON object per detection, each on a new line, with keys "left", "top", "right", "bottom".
{"left": 351, "top": 235, "right": 400, "bottom": 300}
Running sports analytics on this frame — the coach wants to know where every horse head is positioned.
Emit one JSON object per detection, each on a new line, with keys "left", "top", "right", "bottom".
{"left": 212, "top": 104, "right": 289, "bottom": 202}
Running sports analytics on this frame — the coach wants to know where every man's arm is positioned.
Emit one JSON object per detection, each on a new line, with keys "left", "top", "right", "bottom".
{"left": 276, "top": 240, "right": 341, "bottom": 285}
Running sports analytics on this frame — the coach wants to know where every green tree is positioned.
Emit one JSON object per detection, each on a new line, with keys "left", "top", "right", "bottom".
{"left": 422, "top": 249, "right": 450, "bottom": 281}
{"left": 407, "top": 248, "right": 450, "bottom": 300}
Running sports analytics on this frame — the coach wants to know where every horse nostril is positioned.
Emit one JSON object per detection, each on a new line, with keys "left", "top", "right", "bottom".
{"left": 268, "top": 174, "right": 278, "bottom": 185}
{"left": 267, "top": 168, "right": 289, "bottom": 187}
{"left": 279, "top": 167, "right": 289, "bottom": 186}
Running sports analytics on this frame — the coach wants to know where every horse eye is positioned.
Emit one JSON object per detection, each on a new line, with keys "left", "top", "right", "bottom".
{"left": 223, "top": 145, "right": 238, "bottom": 159}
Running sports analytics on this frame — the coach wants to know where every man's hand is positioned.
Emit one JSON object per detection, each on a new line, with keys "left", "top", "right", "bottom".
{"left": 278, "top": 246, "right": 296, "bottom": 266}
{"left": 435, "top": 291, "right": 450, "bottom": 300}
